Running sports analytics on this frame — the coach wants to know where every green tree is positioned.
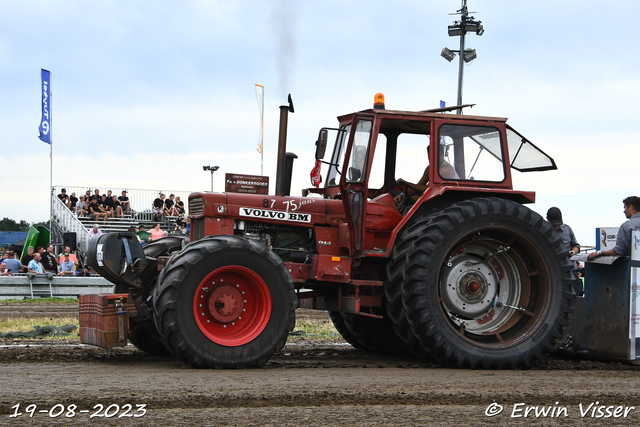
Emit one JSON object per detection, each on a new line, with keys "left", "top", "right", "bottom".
{"left": 0, "top": 217, "right": 31, "bottom": 232}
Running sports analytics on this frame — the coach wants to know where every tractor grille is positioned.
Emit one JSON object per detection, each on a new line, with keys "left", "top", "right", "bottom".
{"left": 190, "top": 197, "right": 204, "bottom": 216}
{"left": 192, "top": 218, "right": 205, "bottom": 241}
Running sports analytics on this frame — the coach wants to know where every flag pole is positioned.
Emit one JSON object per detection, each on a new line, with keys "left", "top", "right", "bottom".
{"left": 39, "top": 69, "right": 53, "bottom": 242}
{"left": 255, "top": 84, "right": 264, "bottom": 176}
{"left": 49, "top": 71, "right": 53, "bottom": 242}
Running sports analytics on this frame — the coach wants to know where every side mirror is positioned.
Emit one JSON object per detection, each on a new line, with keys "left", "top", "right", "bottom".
{"left": 315, "top": 129, "right": 328, "bottom": 160}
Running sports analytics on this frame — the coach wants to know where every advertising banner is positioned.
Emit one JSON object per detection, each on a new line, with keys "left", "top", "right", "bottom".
{"left": 225, "top": 173, "right": 269, "bottom": 195}
{"left": 38, "top": 69, "right": 51, "bottom": 144}
{"left": 629, "top": 231, "right": 640, "bottom": 357}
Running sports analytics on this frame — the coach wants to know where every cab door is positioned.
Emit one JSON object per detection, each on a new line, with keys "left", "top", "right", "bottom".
{"left": 339, "top": 116, "right": 375, "bottom": 256}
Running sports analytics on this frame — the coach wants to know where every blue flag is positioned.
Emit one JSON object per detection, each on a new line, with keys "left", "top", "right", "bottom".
{"left": 38, "top": 69, "right": 51, "bottom": 144}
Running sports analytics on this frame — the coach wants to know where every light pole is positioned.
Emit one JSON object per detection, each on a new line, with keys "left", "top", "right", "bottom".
{"left": 203, "top": 165, "right": 219, "bottom": 191}
{"left": 441, "top": 0, "right": 484, "bottom": 114}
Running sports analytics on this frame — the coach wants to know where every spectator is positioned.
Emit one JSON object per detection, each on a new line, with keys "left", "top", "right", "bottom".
{"left": 69, "top": 192, "right": 78, "bottom": 212}
{"left": 57, "top": 246, "right": 79, "bottom": 267}
{"left": 94, "top": 188, "right": 101, "bottom": 200}
{"left": 152, "top": 193, "right": 165, "bottom": 221}
{"left": 58, "top": 253, "right": 75, "bottom": 275}
{"left": 174, "top": 196, "right": 185, "bottom": 216}
{"left": 112, "top": 195, "right": 124, "bottom": 218}
{"left": 78, "top": 266, "right": 93, "bottom": 277}
{"left": 588, "top": 196, "right": 640, "bottom": 260}
{"left": 41, "top": 244, "right": 58, "bottom": 274}
{"left": 0, "top": 262, "right": 11, "bottom": 276}
{"left": 4, "top": 251, "right": 22, "bottom": 274}
{"left": 164, "top": 194, "right": 176, "bottom": 217}
{"left": 28, "top": 253, "right": 45, "bottom": 274}
{"left": 546, "top": 207, "right": 580, "bottom": 256}
{"left": 21, "top": 246, "right": 35, "bottom": 271}
{"left": 76, "top": 195, "right": 87, "bottom": 217}
{"left": 57, "top": 188, "right": 71, "bottom": 209}
{"left": 2, "top": 251, "right": 7, "bottom": 260}
{"left": 99, "top": 194, "right": 114, "bottom": 219}
{"left": 136, "top": 224, "right": 149, "bottom": 245}
{"left": 118, "top": 190, "right": 131, "bottom": 214}
{"left": 148, "top": 223, "right": 164, "bottom": 242}
{"left": 89, "top": 224, "right": 103, "bottom": 237}
{"left": 88, "top": 195, "right": 108, "bottom": 224}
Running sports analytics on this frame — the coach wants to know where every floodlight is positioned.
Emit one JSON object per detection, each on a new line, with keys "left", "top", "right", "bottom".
{"left": 463, "top": 49, "right": 477, "bottom": 63}
{"left": 203, "top": 166, "right": 220, "bottom": 191}
{"left": 441, "top": 47, "right": 457, "bottom": 62}
{"left": 448, "top": 25, "right": 463, "bottom": 37}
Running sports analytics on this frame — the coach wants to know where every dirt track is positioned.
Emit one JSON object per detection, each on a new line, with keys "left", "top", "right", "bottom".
{"left": 2, "top": 305, "right": 640, "bottom": 426}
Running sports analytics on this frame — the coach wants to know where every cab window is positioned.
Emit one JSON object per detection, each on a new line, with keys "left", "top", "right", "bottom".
{"left": 438, "top": 124, "right": 505, "bottom": 182}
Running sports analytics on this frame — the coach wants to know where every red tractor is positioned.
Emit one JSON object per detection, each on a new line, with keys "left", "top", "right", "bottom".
{"left": 86, "top": 94, "right": 576, "bottom": 369}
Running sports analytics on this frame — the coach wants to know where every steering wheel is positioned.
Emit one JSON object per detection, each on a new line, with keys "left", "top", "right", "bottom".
{"left": 396, "top": 180, "right": 423, "bottom": 211}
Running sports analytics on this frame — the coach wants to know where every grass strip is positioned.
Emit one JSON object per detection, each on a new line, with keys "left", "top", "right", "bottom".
{"left": 0, "top": 316, "right": 80, "bottom": 339}
{"left": 0, "top": 298, "right": 78, "bottom": 304}
{"left": 1, "top": 317, "right": 339, "bottom": 341}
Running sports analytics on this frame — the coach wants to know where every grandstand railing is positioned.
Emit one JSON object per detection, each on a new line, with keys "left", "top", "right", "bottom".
{"left": 52, "top": 195, "right": 92, "bottom": 253}
{"left": 53, "top": 185, "right": 193, "bottom": 215}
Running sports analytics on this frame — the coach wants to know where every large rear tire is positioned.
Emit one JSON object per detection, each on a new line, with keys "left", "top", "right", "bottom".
{"left": 385, "top": 211, "right": 441, "bottom": 360}
{"left": 341, "top": 307, "right": 413, "bottom": 356}
{"left": 129, "top": 313, "right": 172, "bottom": 356}
{"left": 401, "top": 198, "right": 576, "bottom": 369}
{"left": 328, "top": 311, "right": 365, "bottom": 350}
{"left": 152, "top": 236, "right": 297, "bottom": 368}
{"left": 129, "top": 237, "right": 187, "bottom": 355}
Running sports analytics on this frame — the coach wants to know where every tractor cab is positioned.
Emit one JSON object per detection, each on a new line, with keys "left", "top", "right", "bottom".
{"left": 311, "top": 94, "right": 557, "bottom": 256}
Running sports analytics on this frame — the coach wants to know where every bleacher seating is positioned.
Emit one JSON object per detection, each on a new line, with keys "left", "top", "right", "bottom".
{"left": 77, "top": 211, "right": 181, "bottom": 234}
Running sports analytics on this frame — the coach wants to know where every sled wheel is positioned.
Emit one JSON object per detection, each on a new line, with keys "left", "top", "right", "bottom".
{"left": 401, "top": 197, "right": 576, "bottom": 369}
{"left": 153, "top": 236, "right": 297, "bottom": 368}
{"left": 328, "top": 311, "right": 365, "bottom": 350}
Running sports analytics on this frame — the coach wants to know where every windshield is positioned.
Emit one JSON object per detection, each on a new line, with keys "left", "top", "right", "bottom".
{"left": 344, "top": 120, "right": 373, "bottom": 183}
{"left": 325, "top": 123, "right": 351, "bottom": 187}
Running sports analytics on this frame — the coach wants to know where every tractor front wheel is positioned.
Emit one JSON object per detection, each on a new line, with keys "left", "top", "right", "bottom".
{"left": 152, "top": 236, "right": 297, "bottom": 368}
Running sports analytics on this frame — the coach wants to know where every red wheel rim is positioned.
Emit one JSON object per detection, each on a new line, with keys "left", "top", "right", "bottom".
{"left": 193, "top": 265, "right": 271, "bottom": 346}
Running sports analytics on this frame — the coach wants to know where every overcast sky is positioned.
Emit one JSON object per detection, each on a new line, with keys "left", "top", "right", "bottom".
{"left": 1, "top": 0, "right": 638, "bottom": 247}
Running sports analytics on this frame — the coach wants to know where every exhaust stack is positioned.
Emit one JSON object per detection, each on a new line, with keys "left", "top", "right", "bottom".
{"left": 275, "top": 94, "right": 295, "bottom": 196}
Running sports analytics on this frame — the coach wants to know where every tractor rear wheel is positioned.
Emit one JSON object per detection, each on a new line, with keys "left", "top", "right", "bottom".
{"left": 328, "top": 311, "right": 365, "bottom": 350}
{"left": 129, "top": 237, "right": 187, "bottom": 355}
{"left": 385, "top": 211, "right": 441, "bottom": 359}
{"left": 130, "top": 311, "right": 172, "bottom": 356}
{"left": 400, "top": 197, "right": 576, "bottom": 369}
{"left": 341, "top": 307, "right": 413, "bottom": 356}
{"left": 152, "top": 236, "right": 297, "bottom": 368}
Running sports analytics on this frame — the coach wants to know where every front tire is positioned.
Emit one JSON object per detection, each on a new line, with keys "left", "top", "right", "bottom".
{"left": 152, "top": 236, "right": 297, "bottom": 368}
{"left": 401, "top": 198, "right": 576, "bottom": 369}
